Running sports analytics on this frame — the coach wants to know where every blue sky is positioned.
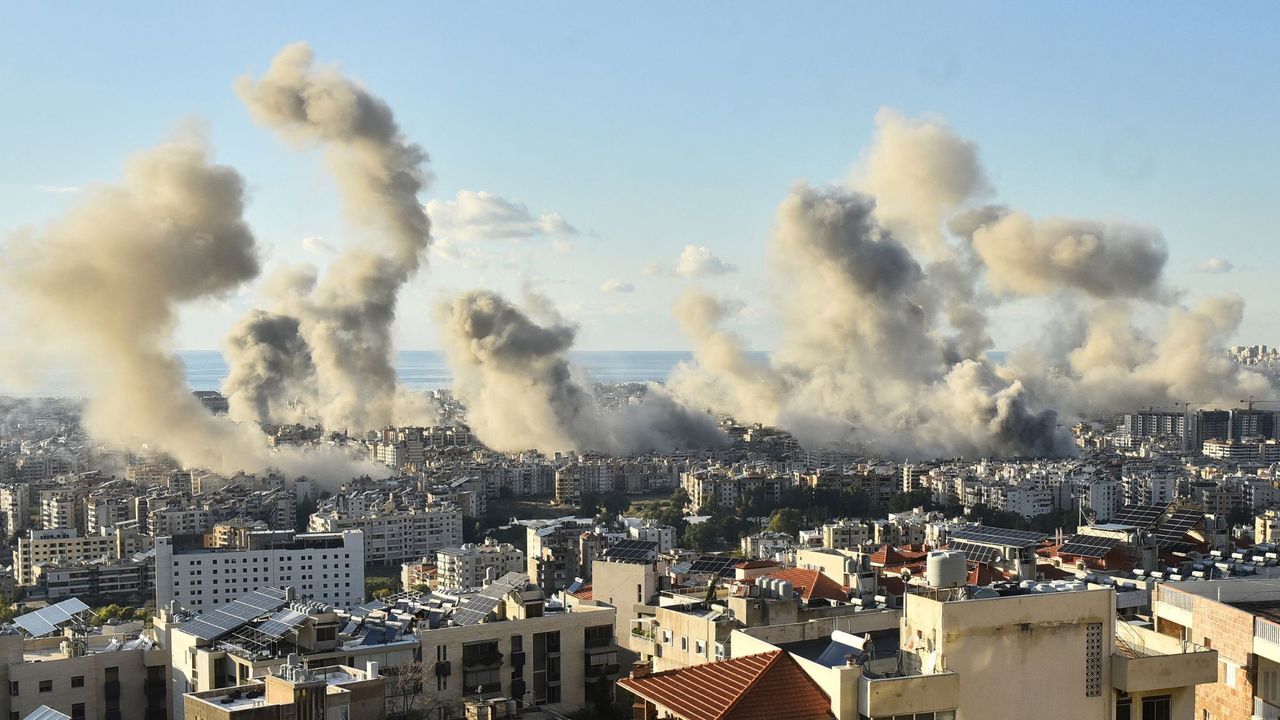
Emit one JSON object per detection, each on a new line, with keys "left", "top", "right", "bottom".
{"left": 2, "top": 3, "right": 1277, "bottom": 351}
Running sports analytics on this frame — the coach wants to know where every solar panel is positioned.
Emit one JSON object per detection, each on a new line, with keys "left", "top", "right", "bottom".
{"left": 22, "top": 707, "right": 70, "bottom": 720}
{"left": 1154, "top": 538, "right": 1195, "bottom": 553}
{"left": 452, "top": 573, "right": 530, "bottom": 627}
{"left": 947, "top": 540, "right": 1000, "bottom": 564}
{"left": 602, "top": 539, "right": 658, "bottom": 562}
{"left": 687, "top": 555, "right": 738, "bottom": 577}
{"left": 257, "top": 608, "right": 308, "bottom": 639}
{"left": 1153, "top": 509, "right": 1202, "bottom": 541}
{"left": 181, "top": 587, "right": 289, "bottom": 641}
{"left": 14, "top": 597, "right": 91, "bottom": 637}
{"left": 947, "top": 526, "right": 1047, "bottom": 547}
{"left": 1057, "top": 534, "right": 1121, "bottom": 558}
{"left": 1112, "top": 504, "right": 1166, "bottom": 530}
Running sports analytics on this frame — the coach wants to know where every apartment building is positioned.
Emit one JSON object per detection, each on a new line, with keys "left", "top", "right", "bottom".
{"left": 308, "top": 504, "right": 461, "bottom": 565}
{"left": 1152, "top": 580, "right": 1280, "bottom": 719}
{"left": 0, "top": 484, "right": 31, "bottom": 538}
{"left": 436, "top": 540, "right": 526, "bottom": 590}
{"left": 155, "top": 530, "right": 365, "bottom": 612}
{"left": 525, "top": 518, "right": 596, "bottom": 594}
{"left": 14, "top": 529, "right": 118, "bottom": 586}
{"left": 164, "top": 578, "right": 619, "bottom": 720}
{"left": 621, "top": 582, "right": 1217, "bottom": 720}
{"left": 183, "top": 662, "right": 384, "bottom": 720}
{"left": 0, "top": 606, "right": 167, "bottom": 720}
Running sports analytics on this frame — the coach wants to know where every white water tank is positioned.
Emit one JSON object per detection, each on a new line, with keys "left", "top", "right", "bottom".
{"left": 777, "top": 581, "right": 793, "bottom": 599}
{"left": 927, "top": 550, "right": 967, "bottom": 588}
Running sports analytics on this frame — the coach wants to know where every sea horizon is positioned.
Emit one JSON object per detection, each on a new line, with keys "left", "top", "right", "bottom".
{"left": 1, "top": 349, "right": 1009, "bottom": 397}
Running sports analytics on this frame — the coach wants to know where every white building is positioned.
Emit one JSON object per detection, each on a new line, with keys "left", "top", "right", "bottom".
{"left": 154, "top": 530, "right": 365, "bottom": 612}
{"left": 435, "top": 539, "right": 526, "bottom": 590}
{"left": 14, "top": 529, "right": 117, "bottom": 586}
{"left": 308, "top": 504, "right": 461, "bottom": 565}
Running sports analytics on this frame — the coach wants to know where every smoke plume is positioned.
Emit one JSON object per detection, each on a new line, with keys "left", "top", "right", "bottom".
{"left": 669, "top": 109, "right": 1273, "bottom": 458}
{"left": 230, "top": 42, "right": 431, "bottom": 431}
{"left": 439, "top": 290, "right": 727, "bottom": 454}
{"left": 0, "top": 134, "right": 391, "bottom": 489}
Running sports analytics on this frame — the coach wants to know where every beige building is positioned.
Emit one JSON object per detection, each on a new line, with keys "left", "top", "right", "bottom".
{"left": 1257, "top": 509, "right": 1280, "bottom": 544}
{"left": 0, "top": 622, "right": 168, "bottom": 720}
{"left": 712, "top": 585, "right": 1217, "bottom": 720}
{"left": 308, "top": 504, "right": 462, "bottom": 565}
{"left": 183, "top": 662, "right": 384, "bottom": 720}
{"left": 14, "top": 529, "right": 117, "bottom": 586}
{"left": 436, "top": 540, "right": 526, "bottom": 590}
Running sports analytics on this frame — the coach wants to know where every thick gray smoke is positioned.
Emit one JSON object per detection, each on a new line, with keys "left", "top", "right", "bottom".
{"left": 439, "top": 291, "right": 727, "bottom": 454}
{"left": 670, "top": 110, "right": 1272, "bottom": 458}
{"left": 0, "top": 136, "right": 380, "bottom": 485}
{"left": 231, "top": 42, "right": 431, "bottom": 431}
{"left": 221, "top": 310, "right": 317, "bottom": 425}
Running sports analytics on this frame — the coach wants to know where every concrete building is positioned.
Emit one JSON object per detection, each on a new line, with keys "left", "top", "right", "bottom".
{"left": 14, "top": 529, "right": 118, "bottom": 586}
{"left": 165, "top": 578, "right": 620, "bottom": 720}
{"left": 308, "top": 504, "right": 461, "bottom": 565}
{"left": 183, "top": 662, "right": 384, "bottom": 720}
{"left": 0, "top": 613, "right": 167, "bottom": 720}
{"left": 436, "top": 540, "right": 525, "bottom": 590}
{"left": 1152, "top": 580, "right": 1280, "bottom": 720}
{"left": 1258, "top": 510, "right": 1280, "bottom": 545}
{"left": 1203, "top": 438, "right": 1280, "bottom": 463}
{"left": 820, "top": 519, "right": 872, "bottom": 550}
{"left": 525, "top": 518, "right": 596, "bottom": 594}
{"left": 643, "top": 583, "right": 1217, "bottom": 720}
{"left": 155, "top": 530, "right": 365, "bottom": 612}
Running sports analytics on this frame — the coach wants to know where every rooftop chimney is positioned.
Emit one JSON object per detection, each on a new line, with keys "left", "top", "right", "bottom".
{"left": 629, "top": 660, "right": 652, "bottom": 680}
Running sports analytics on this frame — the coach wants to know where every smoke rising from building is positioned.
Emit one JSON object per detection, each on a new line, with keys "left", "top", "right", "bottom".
{"left": 669, "top": 110, "right": 1273, "bottom": 458}
{"left": 230, "top": 42, "right": 432, "bottom": 431}
{"left": 0, "top": 136, "right": 378, "bottom": 485}
{"left": 439, "top": 290, "right": 727, "bottom": 454}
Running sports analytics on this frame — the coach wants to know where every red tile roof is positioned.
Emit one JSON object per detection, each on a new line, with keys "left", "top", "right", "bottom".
{"left": 734, "top": 559, "right": 779, "bottom": 570}
{"left": 568, "top": 583, "right": 593, "bottom": 601}
{"left": 761, "top": 567, "right": 849, "bottom": 603}
{"left": 618, "top": 650, "right": 834, "bottom": 720}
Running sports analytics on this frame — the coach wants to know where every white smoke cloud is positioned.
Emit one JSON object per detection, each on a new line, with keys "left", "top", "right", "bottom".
{"left": 301, "top": 235, "right": 336, "bottom": 255}
{"left": 600, "top": 279, "right": 635, "bottom": 294}
{"left": 1194, "top": 257, "right": 1234, "bottom": 274}
{"left": 35, "top": 185, "right": 82, "bottom": 194}
{"left": 426, "top": 190, "right": 576, "bottom": 242}
{"left": 675, "top": 245, "right": 737, "bottom": 277}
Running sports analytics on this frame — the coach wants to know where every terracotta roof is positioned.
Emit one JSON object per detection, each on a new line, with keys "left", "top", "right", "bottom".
{"left": 868, "top": 544, "right": 923, "bottom": 567}
{"left": 761, "top": 567, "right": 848, "bottom": 603}
{"left": 618, "top": 650, "right": 834, "bottom": 720}
{"left": 568, "top": 583, "right": 593, "bottom": 601}
{"left": 734, "top": 559, "right": 779, "bottom": 570}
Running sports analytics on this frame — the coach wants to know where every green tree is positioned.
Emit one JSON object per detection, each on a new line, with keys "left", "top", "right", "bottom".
{"left": 681, "top": 522, "right": 718, "bottom": 552}
{"left": 766, "top": 508, "right": 804, "bottom": 536}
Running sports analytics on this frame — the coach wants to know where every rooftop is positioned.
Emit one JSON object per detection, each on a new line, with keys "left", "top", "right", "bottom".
{"left": 618, "top": 650, "right": 834, "bottom": 720}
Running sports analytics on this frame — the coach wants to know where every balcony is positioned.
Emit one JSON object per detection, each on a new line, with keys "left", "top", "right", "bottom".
{"left": 104, "top": 680, "right": 121, "bottom": 700}
{"left": 144, "top": 678, "right": 166, "bottom": 699}
{"left": 858, "top": 671, "right": 960, "bottom": 718}
{"left": 1112, "top": 625, "right": 1218, "bottom": 693}
{"left": 1256, "top": 697, "right": 1280, "bottom": 720}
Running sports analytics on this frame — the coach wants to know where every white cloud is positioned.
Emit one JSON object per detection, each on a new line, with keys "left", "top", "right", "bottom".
{"left": 425, "top": 190, "right": 576, "bottom": 242}
{"left": 675, "top": 244, "right": 737, "bottom": 277}
{"left": 551, "top": 237, "right": 574, "bottom": 254}
{"left": 600, "top": 279, "right": 635, "bottom": 294}
{"left": 1194, "top": 257, "right": 1233, "bottom": 274}
{"left": 35, "top": 185, "right": 81, "bottom": 194}
{"left": 301, "top": 235, "right": 336, "bottom": 255}
{"left": 641, "top": 261, "right": 668, "bottom": 276}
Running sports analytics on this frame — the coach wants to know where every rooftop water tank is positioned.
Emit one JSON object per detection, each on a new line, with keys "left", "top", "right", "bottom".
{"left": 927, "top": 550, "right": 967, "bottom": 588}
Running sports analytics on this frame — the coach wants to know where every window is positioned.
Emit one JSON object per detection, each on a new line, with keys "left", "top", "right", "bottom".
{"left": 1142, "top": 695, "right": 1171, "bottom": 720}
{"left": 71, "top": 675, "right": 84, "bottom": 688}
{"left": 70, "top": 704, "right": 84, "bottom": 720}
{"left": 39, "top": 680, "right": 52, "bottom": 693}
{"left": 7, "top": 682, "right": 15, "bottom": 696}
{"left": 680, "top": 635, "right": 688, "bottom": 652}
{"left": 661, "top": 629, "right": 672, "bottom": 645}
{"left": 694, "top": 639, "right": 706, "bottom": 656}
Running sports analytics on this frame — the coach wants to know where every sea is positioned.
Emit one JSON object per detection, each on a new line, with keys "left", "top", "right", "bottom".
{"left": 3, "top": 349, "right": 1009, "bottom": 397}
{"left": 4, "top": 351, "right": 699, "bottom": 397}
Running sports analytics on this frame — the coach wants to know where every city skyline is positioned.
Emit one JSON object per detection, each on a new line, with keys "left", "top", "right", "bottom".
{"left": 2, "top": 3, "right": 1277, "bottom": 352}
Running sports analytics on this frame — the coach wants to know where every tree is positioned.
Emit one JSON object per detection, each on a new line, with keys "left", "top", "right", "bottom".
{"left": 681, "top": 522, "right": 718, "bottom": 552}
{"left": 767, "top": 508, "right": 804, "bottom": 537}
